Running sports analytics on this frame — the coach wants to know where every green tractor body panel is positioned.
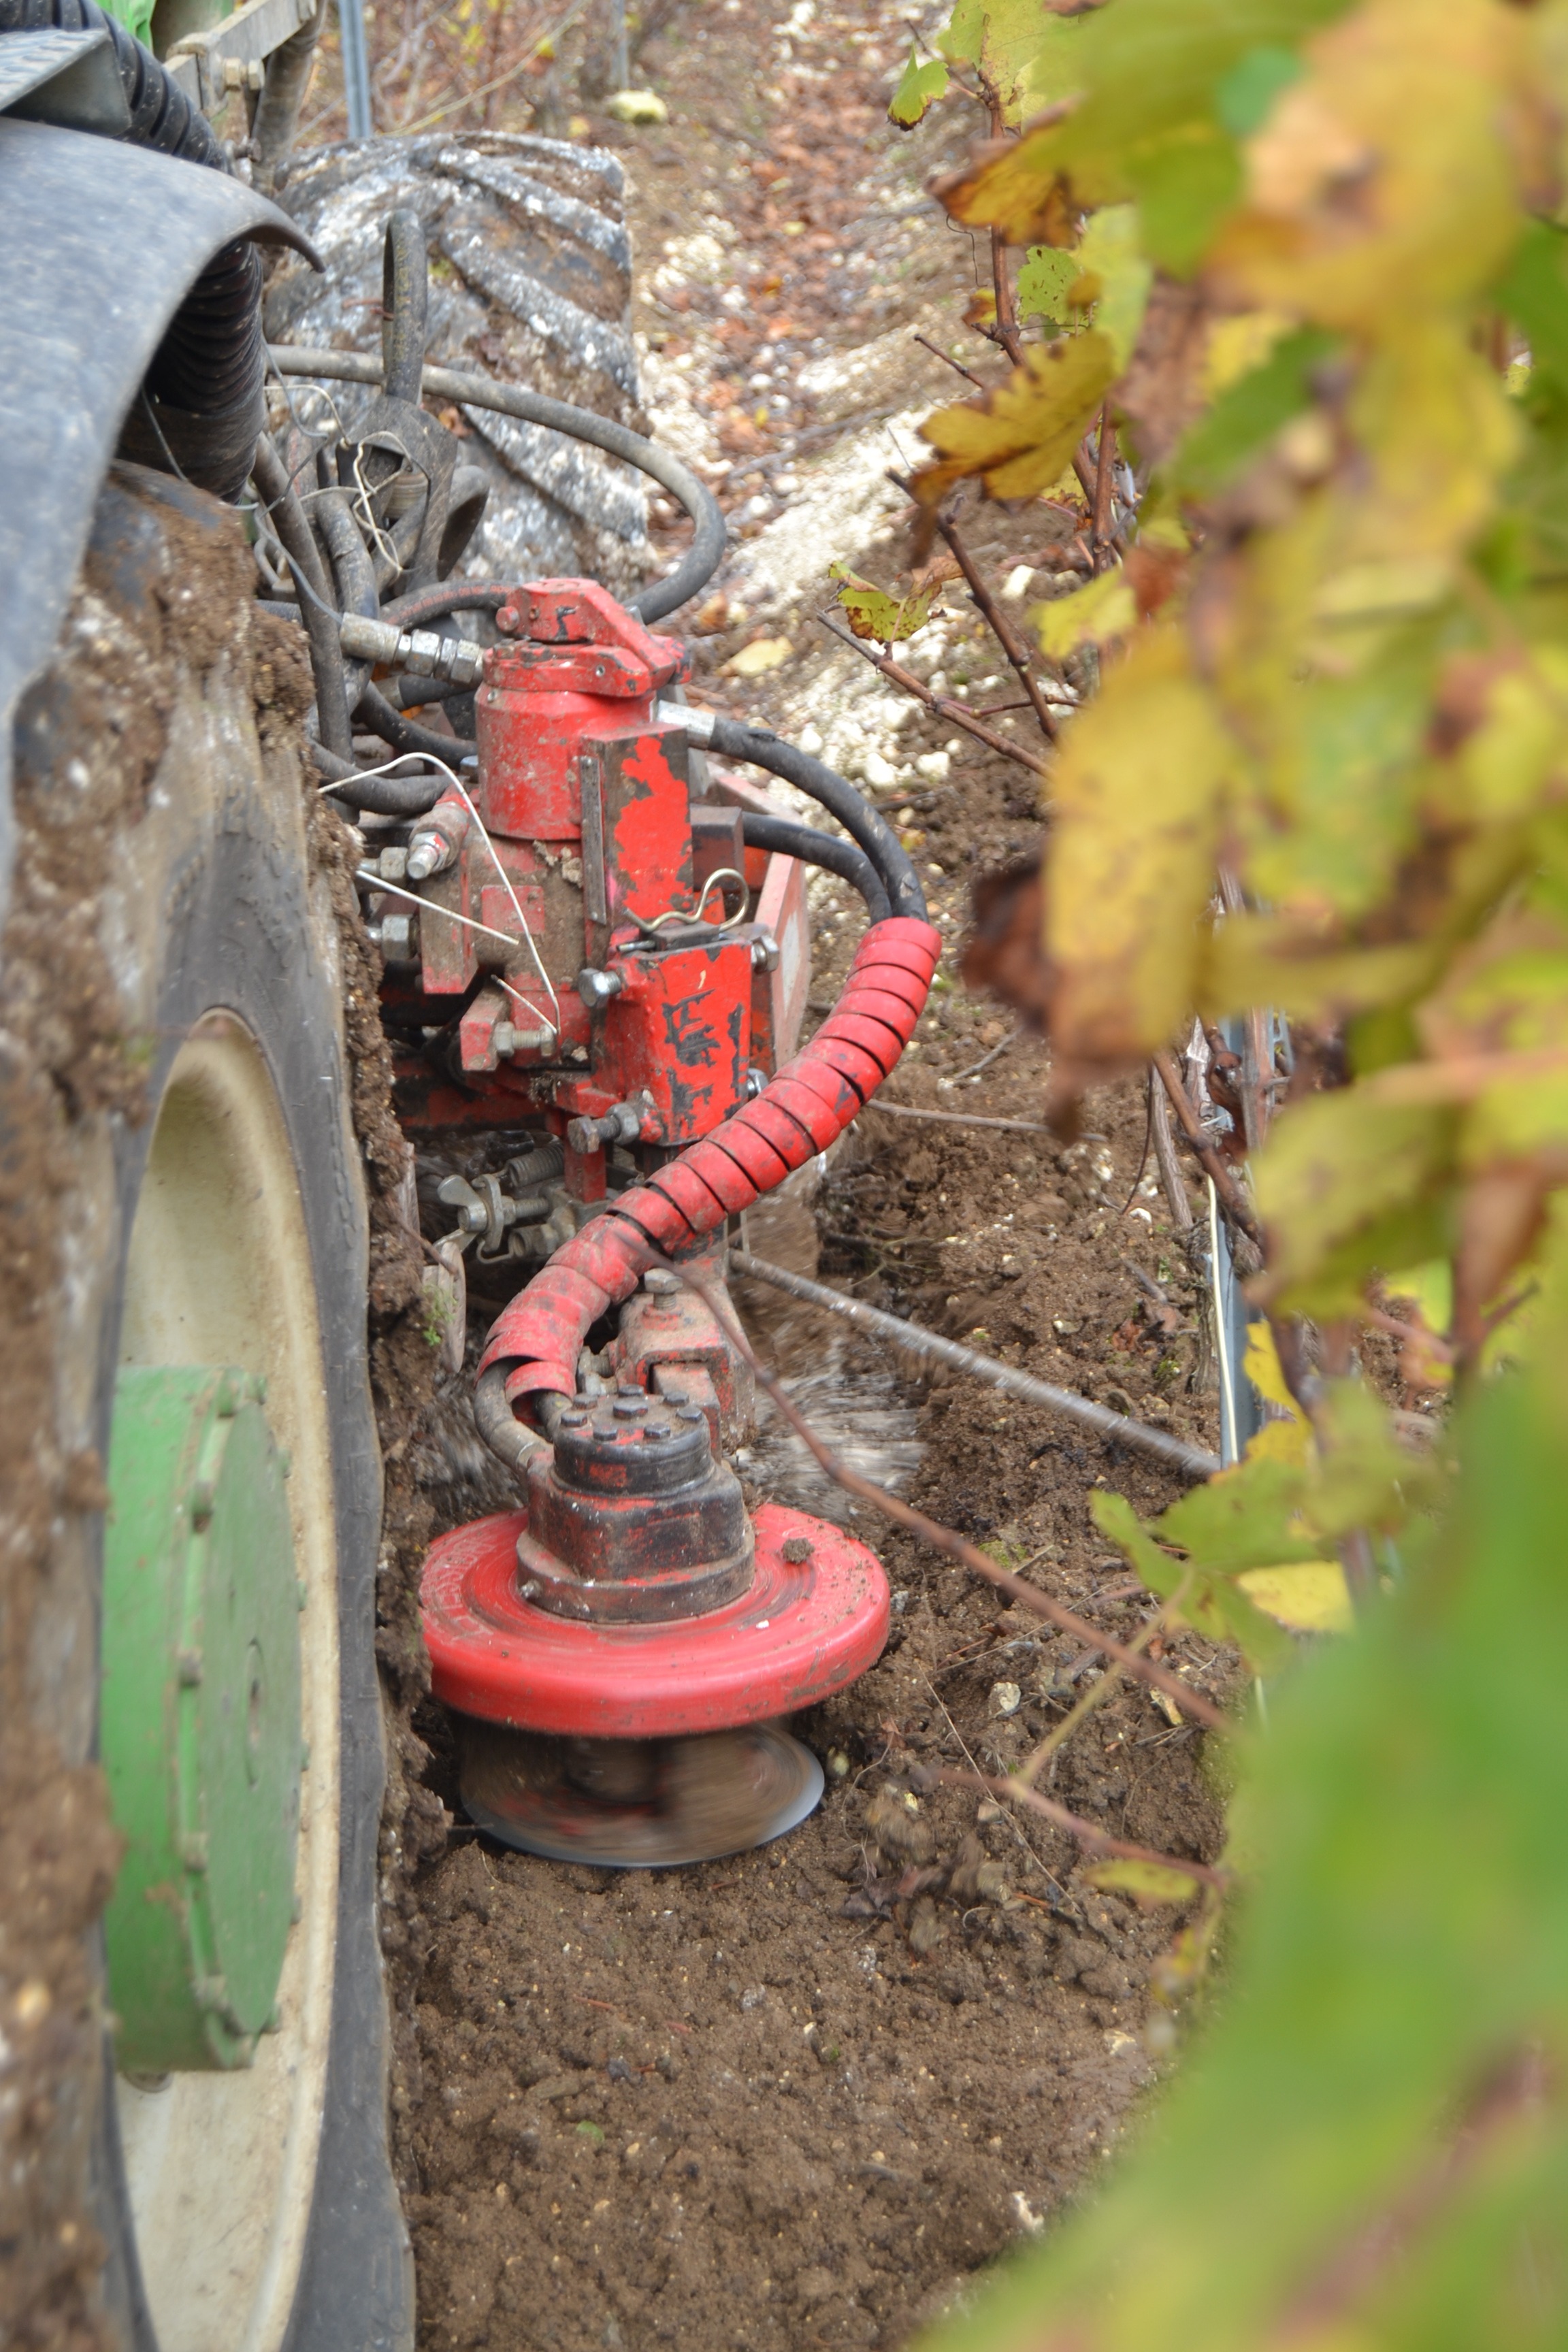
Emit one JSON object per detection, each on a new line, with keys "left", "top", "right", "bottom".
{"left": 102, "top": 1365, "right": 304, "bottom": 2072}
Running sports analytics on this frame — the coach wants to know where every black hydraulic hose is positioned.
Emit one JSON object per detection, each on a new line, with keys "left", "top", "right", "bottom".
{"left": 377, "top": 583, "right": 511, "bottom": 631}
{"left": 252, "top": 438, "right": 354, "bottom": 759}
{"left": 355, "top": 684, "right": 477, "bottom": 765}
{"left": 315, "top": 489, "right": 378, "bottom": 619}
{"left": 267, "top": 348, "right": 726, "bottom": 623}
{"left": 701, "top": 715, "right": 926, "bottom": 921}
{"left": 309, "top": 742, "right": 449, "bottom": 816}
{"left": 381, "top": 211, "right": 429, "bottom": 406}
{"left": 315, "top": 486, "right": 378, "bottom": 704}
{"left": 740, "top": 812, "right": 890, "bottom": 922}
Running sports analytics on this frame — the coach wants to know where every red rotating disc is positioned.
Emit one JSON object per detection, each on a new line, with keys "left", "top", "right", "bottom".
{"left": 421, "top": 1502, "right": 889, "bottom": 1739}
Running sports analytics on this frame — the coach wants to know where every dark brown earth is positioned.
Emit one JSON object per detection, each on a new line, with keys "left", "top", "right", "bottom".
{"left": 361, "top": 3, "right": 1248, "bottom": 2348}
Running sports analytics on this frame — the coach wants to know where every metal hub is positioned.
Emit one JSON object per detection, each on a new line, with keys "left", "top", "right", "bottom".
{"left": 458, "top": 1721, "right": 825, "bottom": 1867}
{"left": 102, "top": 1365, "right": 301, "bottom": 2070}
{"left": 518, "top": 1386, "right": 754, "bottom": 1622}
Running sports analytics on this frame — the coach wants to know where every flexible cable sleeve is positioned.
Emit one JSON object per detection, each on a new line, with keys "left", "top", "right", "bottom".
{"left": 266, "top": 345, "right": 726, "bottom": 622}
{"left": 476, "top": 917, "right": 943, "bottom": 1418}
{"left": 706, "top": 716, "right": 925, "bottom": 921}
{"left": 739, "top": 813, "right": 890, "bottom": 922}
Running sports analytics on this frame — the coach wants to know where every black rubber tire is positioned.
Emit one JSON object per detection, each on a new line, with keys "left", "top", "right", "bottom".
{"left": 265, "top": 131, "right": 650, "bottom": 598}
{"left": 3, "top": 466, "right": 411, "bottom": 2351}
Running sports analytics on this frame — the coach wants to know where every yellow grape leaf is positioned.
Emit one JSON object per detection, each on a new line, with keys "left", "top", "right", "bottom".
{"left": 828, "top": 564, "right": 944, "bottom": 646}
{"left": 1241, "top": 1323, "right": 1313, "bottom": 1468}
{"left": 1243, "top": 1320, "right": 1300, "bottom": 1418}
{"left": 1383, "top": 1259, "right": 1453, "bottom": 1335}
{"left": 913, "top": 331, "right": 1117, "bottom": 508}
{"left": 1084, "top": 1859, "right": 1203, "bottom": 1906}
{"left": 934, "top": 113, "right": 1081, "bottom": 250}
{"left": 1034, "top": 570, "right": 1135, "bottom": 662}
{"left": 1235, "top": 1562, "right": 1353, "bottom": 1635}
{"left": 1210, "top": 0, "right": 1537, "bottom": 332}
{"left": 1045, "top": 627, "right": 1235, "bottom": 1092}
{"left": 720, "top": 637, "right": 794, "bottom": 679}
{"left": 1071, "top": 204, "right": 1152, "bottom": 372}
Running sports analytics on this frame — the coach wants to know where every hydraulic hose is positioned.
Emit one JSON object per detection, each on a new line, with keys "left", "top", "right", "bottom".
{"left": 0, "top": 0, "right": 270, "bottom": 499}
{"left": 355, "top": 684, "right": 477, "bottom": 764}
{"left": 315, "top": 486, "right": 378, "bottom": 706}
{"left": 685, "top": 710, "right": 926, "bottom": 922}
{"left": 740, "top": 812, "right": 890, "bottom": 922}
{"left": 381, "top": 211, "right": 429, "bottom": 406}
{"left": 267, "top": 346, "right": 727, "bottom": 623}
{"left": 476, "top": 916, "right": 943, "bottom": 1439}
{"left": 252, "top": 436, "right": 354, "bottom": 759}
{"left": 308, "top": 743, "right": 449, "bottom": 817}
{"left": 376, "top": 583, "right": 510, "bottom": 631}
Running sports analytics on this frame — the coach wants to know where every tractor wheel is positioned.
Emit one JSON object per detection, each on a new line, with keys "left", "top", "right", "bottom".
{"left": 264, "top": 131, "right": 650, "bottom": 598}
{"left": 3, "top": 463, "right": 411, "bottom": 2351}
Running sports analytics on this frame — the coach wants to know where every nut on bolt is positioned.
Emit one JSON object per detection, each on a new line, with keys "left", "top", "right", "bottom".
{"left": 566, "top": 1100, "right": 647, "bottom": 1155}
{"left": 751, "top": 932, "right": 781, "bottom": 972}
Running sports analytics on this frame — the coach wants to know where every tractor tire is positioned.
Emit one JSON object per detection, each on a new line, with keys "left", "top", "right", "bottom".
{"left": 1, "top": 463, "right": 412, "bottom": 2352}
{"left": 264, "top": 131, "right": 651, "bottom": 599}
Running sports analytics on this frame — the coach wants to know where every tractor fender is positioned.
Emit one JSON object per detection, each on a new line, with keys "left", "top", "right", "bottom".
{"left": 0, "top": 116, "right": 314, "bottom": 927}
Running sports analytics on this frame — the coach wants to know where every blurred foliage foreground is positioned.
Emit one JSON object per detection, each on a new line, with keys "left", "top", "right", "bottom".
{"left": 884, "top": 0, "right": 1568, "bottom": 2344}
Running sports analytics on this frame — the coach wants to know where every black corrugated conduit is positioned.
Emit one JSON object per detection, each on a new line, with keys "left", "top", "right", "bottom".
{"left": 0, "top": 0, "right": 267, "bottom": 499}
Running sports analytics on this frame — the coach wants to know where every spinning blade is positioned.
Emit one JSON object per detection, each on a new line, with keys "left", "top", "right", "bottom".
{"left": 459, "top": 1720, "right": 824, "bottom": 1868}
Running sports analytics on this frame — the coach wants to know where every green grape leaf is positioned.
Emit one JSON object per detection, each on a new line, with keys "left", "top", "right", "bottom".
{"left": 1016, "top": 244, "right": 1081, "bottom": 326}
{"left": 888, "top": 46, "right": 949, "bottom": 127}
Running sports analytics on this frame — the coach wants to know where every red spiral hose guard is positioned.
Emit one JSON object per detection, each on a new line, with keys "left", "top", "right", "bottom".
{"left": 478, "top": 916, "right": 943, "bottom": 1419}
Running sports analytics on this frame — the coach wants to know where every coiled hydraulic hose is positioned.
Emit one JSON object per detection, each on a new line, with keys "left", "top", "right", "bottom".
{"left": 267, "top": 346, "right": 727, "bottom": 625}
{"left": 476, "top": 916, "right": 943, "bottom": 1441}
{"left": 740, "top": 812, "right": 889, "bottom": 922}
{"left": 0, "top": 0, "right": 270, "bottom": 499}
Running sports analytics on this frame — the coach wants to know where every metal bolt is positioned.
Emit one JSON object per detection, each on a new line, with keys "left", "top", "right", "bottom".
{"left": 566, "top": 1115, "right": 606, "bottom": 1156}
{"left": 644, "top": 1422, "right": 672, "bottom": 1440}
{"left": 176, "top": 1648, "right": 203, "bottom": 1687}
{"left": 190, "top": 1480, "right": 214, "bottom": 1530}
{"left": 181, "top": 1833, "right": 210, "bottom": 1873}
{"left": 745, "top": 1066, "right": 767, "bottom": 1100}
{"left": 676, "top": 1405, "right": 705, "bottom": 1424}
{"left": 751, "top": 932, "right": 781, "bottom": 972}
{"left": 378, "top": 913, "right": 416, "bottom": 961}
{"left": 612, "top": 1396, "right": 647, "bottom": 1418}
{"left": 559, "top": 1411, "right": 588, "bottom": 1430}
{"left": 643, "top": 1269, "right": 680, "bottom": 1295}
{"left": 576, "top": 964, "right": 624, "bottom": 1011}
